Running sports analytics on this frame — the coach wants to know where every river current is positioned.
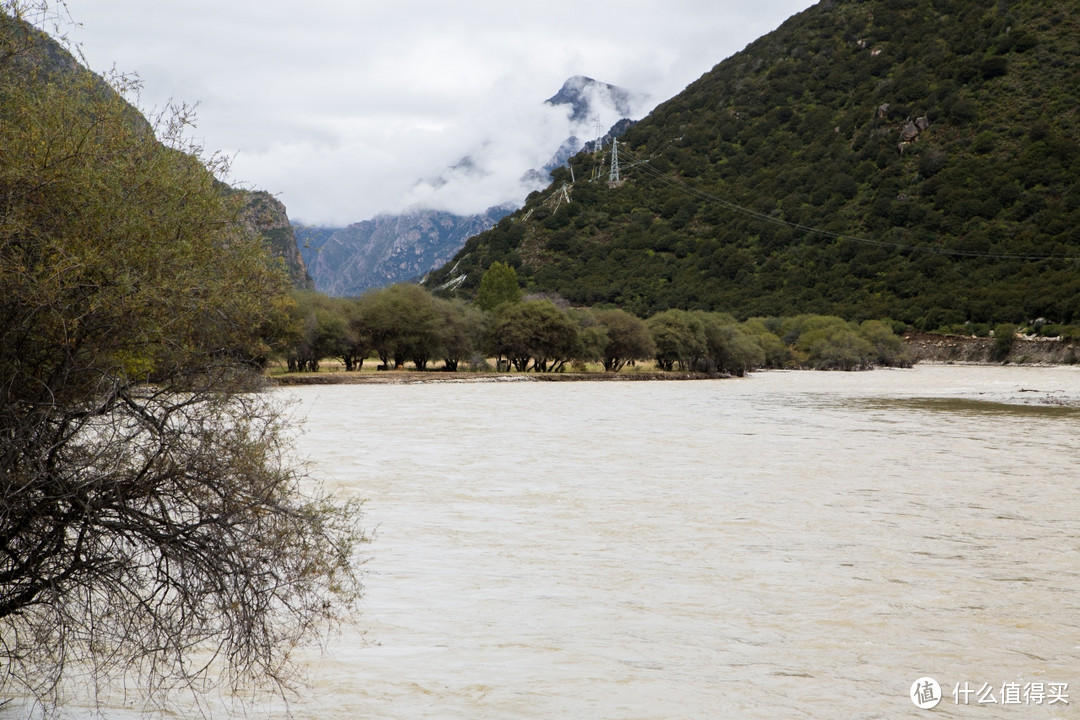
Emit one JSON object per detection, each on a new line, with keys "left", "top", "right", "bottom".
{"left": 47, "top": 365, "right": 1080, "bottom": 718}
{"left": 273, "top": 364, "right": 1080, "bottom": 719}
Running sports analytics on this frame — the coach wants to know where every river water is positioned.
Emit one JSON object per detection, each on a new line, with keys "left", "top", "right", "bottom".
{"left": 39, "top": 365, "right": 1080, "bottom": 718}
{"left": 271, "top": 365, "right": 1080, "bottom": 719}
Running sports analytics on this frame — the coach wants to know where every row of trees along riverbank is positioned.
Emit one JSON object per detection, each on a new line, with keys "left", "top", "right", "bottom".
{"left": 278, "top": 263, "right": 913, "bottom": 376}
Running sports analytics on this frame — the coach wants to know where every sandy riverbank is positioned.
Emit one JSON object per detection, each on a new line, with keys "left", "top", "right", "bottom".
{"left": 269, "top": 370, "right": 721, "bottom": 385}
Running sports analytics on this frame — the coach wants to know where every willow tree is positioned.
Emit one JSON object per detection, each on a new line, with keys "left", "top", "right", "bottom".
{"left": 0, "top": 6, "right": 363, "bottom": 715}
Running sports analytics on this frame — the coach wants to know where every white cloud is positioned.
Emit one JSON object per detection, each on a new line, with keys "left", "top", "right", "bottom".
{"left": 63, "top": 0, "right": 816, "bottom": 225}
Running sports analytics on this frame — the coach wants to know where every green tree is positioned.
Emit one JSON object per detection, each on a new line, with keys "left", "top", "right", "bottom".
{"left": 0, "top": 10, "right": 363, "bottom": 713}
{"left": 475, "top": 261, "right": 522, "bottom": 311}
{"left": 697, "top": 312, "right": 765, "bottom": 376}
{"left": 568, "top": 308, "right": 609, "bottom": 369}
{"left": 437, "top": 297, "right": 484, "bottom": 371}
{"left": 646, "top": 309, "right": 707, "bottom": 371}
{"left": 487, "top": 300, "right": 579, "bottom": 372}
{"left": 859, "top": 319, "right": 912, "bottom": 367}
{"left": 784, "top": 315, "right": 876, "bottom": 370}
{"left": 358, "top": 283, "right": 444, "bottom": 369}
{"left": 741, "top": 318, "right": 791, "bottom": 367}
{"left": 341, "top": 296, "right": 373, "bottom": 370}
{"left": 284, "top": 292, "right": 353, "bottom": 372}
{"left": 593, "top": 308, "right": 655, "bottom": 372}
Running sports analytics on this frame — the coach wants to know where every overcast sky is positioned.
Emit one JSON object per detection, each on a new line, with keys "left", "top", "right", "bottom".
{"left": 61, "top": 1, "right": 816, "bottom": 226}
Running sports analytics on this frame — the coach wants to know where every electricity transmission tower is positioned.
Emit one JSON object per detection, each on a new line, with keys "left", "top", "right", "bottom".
{"left": 609, "top": 137, "right": 621, "bottom": 185}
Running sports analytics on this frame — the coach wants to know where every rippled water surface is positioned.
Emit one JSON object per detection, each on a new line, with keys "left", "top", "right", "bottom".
{"left": 270, "top": 365, "right": 1080, "bottom": 719}
{"left": 52, "top": 365, "right": 1080, "bottom": 718}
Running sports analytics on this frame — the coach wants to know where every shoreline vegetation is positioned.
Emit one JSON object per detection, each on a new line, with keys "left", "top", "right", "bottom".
{"left": 268, "top": 332, "right": 1079, "bottom": 386}
{"left": 276, "top": 274, "right": 919, "bottom": 381}
{"left": 275, "top": 269, "right": 1080, "bottom": 387}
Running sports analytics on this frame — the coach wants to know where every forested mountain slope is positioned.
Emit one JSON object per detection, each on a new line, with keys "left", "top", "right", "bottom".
{"left": 425, "top": 0, "right": 1080, "bottom": 328}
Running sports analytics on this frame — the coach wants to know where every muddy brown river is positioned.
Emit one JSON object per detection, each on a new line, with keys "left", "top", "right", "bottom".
{"left": 55, "top": 365, "right": 1080, "bottom": 718}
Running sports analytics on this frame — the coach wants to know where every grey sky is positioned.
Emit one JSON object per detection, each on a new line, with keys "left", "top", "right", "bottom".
{"left": 63, "top": 1, "right": 816, "bottom": 225}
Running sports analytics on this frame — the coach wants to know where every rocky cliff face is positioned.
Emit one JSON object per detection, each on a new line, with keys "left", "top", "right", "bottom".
{"left": 302, "top": 205, "right": 512, "bottom": 297}
{"left": 238, "top": 190, "right": 314, "bottom": 290}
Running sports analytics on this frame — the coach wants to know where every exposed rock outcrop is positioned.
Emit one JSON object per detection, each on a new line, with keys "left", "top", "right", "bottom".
{"left": 905, "top": 332, "right": 1079, "bottom": 365}
{"left": 239, "top": 191, "right": 315, "bottom": 290}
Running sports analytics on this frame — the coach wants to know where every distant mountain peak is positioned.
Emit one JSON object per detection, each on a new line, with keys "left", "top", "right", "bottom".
{"left": 302, "top": 75, "right": 645, "bottom": 296}
{"left": 545, "top": 75, "right": 643, "bottom": 123}
{"left": 546, "top": 74, "right": 606, "bottom": 99}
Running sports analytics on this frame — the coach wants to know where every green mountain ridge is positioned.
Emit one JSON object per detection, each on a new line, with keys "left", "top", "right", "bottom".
{"left": 424, "top": 0, "right": 1080, "bottom": 329}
